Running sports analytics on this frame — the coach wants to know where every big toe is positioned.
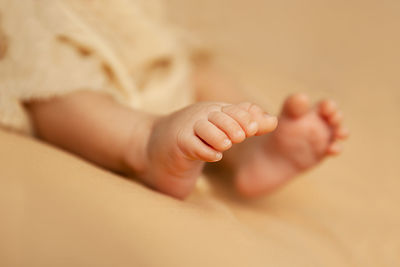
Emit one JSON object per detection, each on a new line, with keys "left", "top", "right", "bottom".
{"left": 282, "top": 93, "right": 311, "bottom": 118}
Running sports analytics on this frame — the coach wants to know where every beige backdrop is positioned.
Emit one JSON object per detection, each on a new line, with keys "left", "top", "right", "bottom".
{"left": 1, "top": 0, "right": 399, "bottom": 266}
{"left": 167, "top": 0, "right": 400, "bottom": 264}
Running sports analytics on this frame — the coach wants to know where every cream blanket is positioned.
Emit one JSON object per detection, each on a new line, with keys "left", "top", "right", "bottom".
{"left": 0, "top": 0, "right": 193, "bottom": 134}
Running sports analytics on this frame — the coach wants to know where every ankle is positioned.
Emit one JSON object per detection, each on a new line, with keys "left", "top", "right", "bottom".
{"left": 121, "top": 113, "right": 161, "bottom": 175}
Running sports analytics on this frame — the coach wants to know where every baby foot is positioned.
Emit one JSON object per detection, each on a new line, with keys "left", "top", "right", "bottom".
{"left": 125, "top": 102, "right": 277, "bottom": 199}
{"left": 232, "top": 94, "right": 349, "bottom": 197}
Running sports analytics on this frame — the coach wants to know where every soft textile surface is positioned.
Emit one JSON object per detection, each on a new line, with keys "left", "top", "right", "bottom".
{"left": 0, "top": 0, "right": 192, "bottom": 134}
{"left": 1, "top": 0, "right": 400, "bottom": 266}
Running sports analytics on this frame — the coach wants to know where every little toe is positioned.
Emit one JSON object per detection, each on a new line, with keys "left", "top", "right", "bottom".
{"left": 208, "top": 111, "right": 246, "bottom": 143}
{"left": 191, "top": 136, "right": 223, "bottom": 162}
{"left": 194, "top": 120, "right": 232, "bottom": 151}
{"left": 222, "top": 104, "right": 258, "bottom": 137}
{"left": 327, "top": 142, "right": 342, "bottom": 155}
{"left": 328, "top": 111, "right": 343, "bottom": 127}
{"left": 334, "top": 126, "right": 350, "bottom": 140}
{"left": 319, "top": 100, "right": 338, "bottom": 118}
{"left": 282, "top": 93, "right": 311, "bottom": 118}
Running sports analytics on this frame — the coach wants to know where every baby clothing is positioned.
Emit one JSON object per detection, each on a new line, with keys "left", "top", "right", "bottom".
{"left": 0, "top": 0, "right": 195, "bottom": 134}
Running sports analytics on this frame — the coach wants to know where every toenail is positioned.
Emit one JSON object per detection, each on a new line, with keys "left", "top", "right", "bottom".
{"left": 235, "top": 130, "right": 245, "bottom": 140}
{"left": 248, "top": 121, "right": 258, "bottom": 133}
{"left": 222, "top": 139, "right": 232, "bottom": 148}
{"left": 215, "top": 152, "right": 223, "bottom": 161}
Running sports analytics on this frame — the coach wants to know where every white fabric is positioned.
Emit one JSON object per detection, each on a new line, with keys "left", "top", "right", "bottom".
{"left": 0, "top": 0, "right": 194, "bottom": 134}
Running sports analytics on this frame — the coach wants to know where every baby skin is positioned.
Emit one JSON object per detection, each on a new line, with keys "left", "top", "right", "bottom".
{"left": 28, "top": 88, "right": 347, "bottom": 199}
{"left": 226, "top": 94, "right": 348, "bottom": 197}
{"left": 126, "top": 94, "right": 347, "bottom": 199}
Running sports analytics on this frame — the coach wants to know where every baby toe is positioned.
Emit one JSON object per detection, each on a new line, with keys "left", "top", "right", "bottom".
{"left": 222, "top": 104, "right": 258, "bottom": 137}
{"left": 191, "top": 136, "right": 223, "bottom": 162}
{"left": 282, "top": 93, "right": 311, "bottom": 118}
{"left": 256, "top": 113, "right": 278, "bottom": 136}
{"left": 240, "top": 103, "right": 278, "bottom": 135}
{"left": 194, "top": 119, "right": 232, "bottom": 152}
{"left": 334, "top": 126, "right": 350, "bottom": 140}
{"left": 208, "top": 111, "right": 246, "bottom": 143}
{"left": 328, "top": 111, "right": 343, "bottom": 126}
{"left": 326, "top": 141, "right": 342, "bottom": 155}
{"left": 319, "top": 99, "right": 338, "bottom": 118}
